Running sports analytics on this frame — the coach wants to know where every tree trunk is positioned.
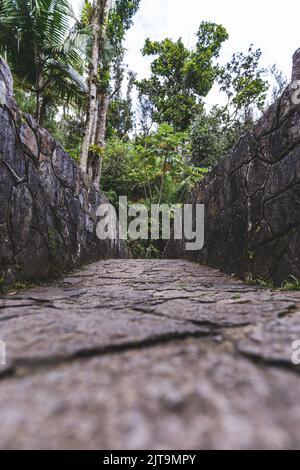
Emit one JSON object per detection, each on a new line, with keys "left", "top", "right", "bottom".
{"left": 35, "top": 70, "right": 43, "bottom": 124}
{"left": 80, "top": 0, "right": 102, "bottom": 173}
{"left": 34, "top": 55, "right": 45, "bottom": 124}
{"left": 90, "top": 103, "right": 99, "bottom": 146}
{"left": 91, "top": 0, "right": 112, "bottom": 185}
{"left": 91, "top": 91, "right": 110, "bottom": 184}
{"left": 35, "top": 91, "right": 42, "bottom": 124}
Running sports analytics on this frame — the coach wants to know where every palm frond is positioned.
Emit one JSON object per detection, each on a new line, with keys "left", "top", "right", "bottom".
{"left": 0, "top": 0, "right": 90, "bottom": 109}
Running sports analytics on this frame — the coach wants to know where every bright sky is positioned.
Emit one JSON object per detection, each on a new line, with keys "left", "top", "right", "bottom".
{"left": 72, "top": 0, "right": 300, "bottom": 106}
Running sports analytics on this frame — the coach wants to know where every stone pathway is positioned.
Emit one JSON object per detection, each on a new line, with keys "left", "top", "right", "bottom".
{"left": 1, "top": 260, "right": 300, "bottom": 449}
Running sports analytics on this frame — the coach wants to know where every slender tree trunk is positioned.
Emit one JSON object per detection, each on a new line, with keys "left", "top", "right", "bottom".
{"left": 90, "top": 103, "right": 99, "bottom": 146}
{"left": 80, "top": 0, "right": 102, "bottom": 173}
{"left": 91, "top": 0, "right": 112, "bottom": 185}
{"left": 35, "top": 56, "right": 44, "bottom": 124}
{"left": 35, "top": 91, "right": 42, "bottom": 124}
{"left": 144, "top": 185, "right": 148, "bottom": 201}
{"left": 35, "top": 70, "right": 43, "bottom": 124}
{"left": 147, "top": 182, "right": 153, "bottom": 204}
{"left": 92, "top": 91, "right": 110, "bottom": 184}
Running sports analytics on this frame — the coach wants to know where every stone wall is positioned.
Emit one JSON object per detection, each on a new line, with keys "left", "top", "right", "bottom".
{"left": 165, "top": 50, "right": 300, "bottom": 286}
{"left": 0, "top": 57, "right": 129, "bottom": 286}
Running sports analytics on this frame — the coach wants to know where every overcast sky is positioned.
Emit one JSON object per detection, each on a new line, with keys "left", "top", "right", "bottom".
{"left": 72, "top": 0, "right": 300, "bottom": 106}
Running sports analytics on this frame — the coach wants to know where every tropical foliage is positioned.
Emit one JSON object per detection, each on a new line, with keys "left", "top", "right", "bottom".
{"left": 136, "top": 22, "right": 229, "bottom": 131}
{"left": 0, "top": 0, "right": 280, "bottom": 256}
{"left": 101, "top": 124, "right": 207, "bottom": 206}
{"left": 0, "top": 0, "right": 88, "bottom": 123}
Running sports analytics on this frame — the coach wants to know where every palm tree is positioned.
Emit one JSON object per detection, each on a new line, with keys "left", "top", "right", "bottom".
{"left": 80, "top": 0, "right": 112, "bottom": 176}
{"left": 0, "top": 0, "right": 89, "bottom": 123}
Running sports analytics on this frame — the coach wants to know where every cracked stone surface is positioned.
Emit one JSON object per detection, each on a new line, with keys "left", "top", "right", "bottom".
{"left": 1, "top": 259, "right": 300, "bottom": 450}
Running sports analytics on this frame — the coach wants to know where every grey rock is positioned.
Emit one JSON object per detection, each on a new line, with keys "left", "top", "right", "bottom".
{"left": 0, "top": 55, "right": 13, "bottom": 103}
{"left": 1, "top": 260, "right": 300, "bottom": 450}
{"left": 9, "top": 185, "right": 33, "bottom": 252}
{"left": 265, "top": 146, "right": 300, "bottom": 197}
{"left": 292, "top": 48, "right": 300, "bottom": 81}
{"left": 37, "top": 127, "right": 55, "bottom": 156}
{"left": 0, "top": 107, "right": 26, "bottom": 179}
{"left": 37, "top": 160, "right": 64, "bottom": 209}
{"left": 0, "top": 164, "right": 13, "bottom": 224}
{"left": 19, "top": 123, "right": 39, "bottom": 160}
{"left": 264, "top": 185, "right": 300, "bottom": 236}
{"left": 15, "top": 229, "right": 49, "bottom": 280}
{"left": 23, "top": 113, "right": 38, "bottom": 132}
{"left": 0, "top": 222, "right": 13, "bottom": 266}
{"left": 52, "top": 146, "right": 74, "bottom": 188}
{"left": 238, "top": 312, "right": 300, "bottom": 365}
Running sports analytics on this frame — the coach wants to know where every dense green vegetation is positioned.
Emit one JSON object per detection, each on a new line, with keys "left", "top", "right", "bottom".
{"left": 0, "top": 0, "right": 284, "bottom": 256}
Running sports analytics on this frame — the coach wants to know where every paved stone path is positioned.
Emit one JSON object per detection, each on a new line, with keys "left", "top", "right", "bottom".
{"left": 1, "top": 260, "right": 300, "bottom": 449}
